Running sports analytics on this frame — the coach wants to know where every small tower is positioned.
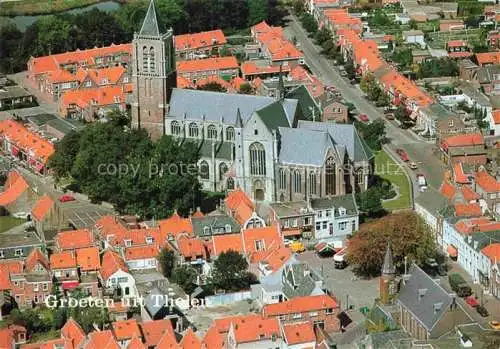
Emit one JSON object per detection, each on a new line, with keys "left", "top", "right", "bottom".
{"left": 380, "top": 242, "right": 396, "bottom": 305}
{"left": 276, "top": 65, "right": 285, "bottom": 101}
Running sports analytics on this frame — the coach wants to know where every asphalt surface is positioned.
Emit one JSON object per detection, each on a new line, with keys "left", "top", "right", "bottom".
{"left": 284, "top": 14, "right": 445, "bottom": 197}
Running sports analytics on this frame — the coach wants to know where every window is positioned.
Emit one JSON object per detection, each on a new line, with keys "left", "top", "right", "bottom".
{"left": 322, "top": 222, "right": 327, "bottom": 229}
{"left": 293, "top": 170, "right": 302, "bottom": 193}
{"left": 203, "top": 226, "right": 210, "bottom": 235}
{"left": 146, "top": 236, "right": 154, "bottom": 244}
{"left": 254, "top": 129, "right": 258, "bottom": 135}
{"left": 254, "top": 239, "right": 265, "bottom": 251}
{"left": 325, "top": 308, "right": 333, "bottom": 314}
{"left": 305, "top": 217, "right": 311, "bottom": 225}
{"left": 225, "top": 224, "right": 232, "bottom": 233}
{"left": 189, "top": 123, "right": 199, "bottom": 137}
{"left": 326, "top": 156, "right": 336, "bottom": 195}
{"left": 316, "top": 222, "right": 321, "bottom": 230}
{"left": 200, "top": 161, "right": 209, "bottom": 180}
{"left": 34, "top": 284, "right": 39, "bottom": 292}
{"left": 339, "top": 222, "right": 347, "bottom": 230}
{"left": 219, "top": 162, "right": 228, "bottom": 181}
{"left": 309, "top": 311, "right": 318, "bottom": 317}
{"left": 0, "top": 250, "right": 3, "bottom": 258}
{"left": 448, "top": 119, "right": 454, "bottom": 127}
{"left": 351, "top": 220, "right": 356, "bottom": 231}
{"left": 85, "top": 81, "right": 92, "bottom": 87}
{"left": 171, "top": 121, "right": 181, "bottom": 135}
{"left": 149, "top": 47, "right": 155, "bottom": 73}
{"left": 117, "top": 277, "right": 128, "bottom": 283}
{"left": 227, "top": 177, "right": 235, "bottom": 190}
{"left": 309, "top": 172, "right": 317, "bottom": 195}
{"left": 207, "top": 124, "right": 217, "bottom": 139}
{"left": 142, "top": 46, "right": 149, "bottom": 73}
{"left": 292, "top": 313, "right": 302, "bottom": 319}
{"left": 124, "top": 239, "right": 132, "bottom": 247}
{"left": 226, "top": 127, "right": 235, "bottom": 141}
{"left": 15, "top": 249, "right": 23, "bottom": 257}
{"left": 326, "top": 210, "right": 331, "bottom": 217}
{"left": 249, "top": 142, "right": 266, "bottom": 175}
{"left": 284, "top": 220, "right": 289, "bottom": 228}
{"left": 43, "top": 283, "right": 48, "bottom": 291}
{"left": 292, "top": 219, "right": 298, "bottom": 227}
{"left": 279, "top": 168, "right": 287, "bottom": 190}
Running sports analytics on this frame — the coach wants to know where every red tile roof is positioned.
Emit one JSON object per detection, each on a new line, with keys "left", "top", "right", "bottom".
{"left": 447, "top": 40, "right": 467, "bottom": 47}
{"left": 140, "top": 320, "right": 175, "bottom": 348}
{"left": 177, "top": 56, "right": 238, "bottom": 74}
{"left": 225, "top": 189, "right": 254, "bottom": 225}
{"left": 100, "top": 249, "right": 129, "bottom": 281}
{"left": 76, "top": 247, "right": 100, "bottom": 271}
{"left": 31, "top": 194, "right": 54, "bottom": 221}
{"left": 113, "top": 319, "right": 142, "bottom": 340}
{"left": 476, "top": 52, "right": 500, "bottom": 66}
{"left": 50, "top": 251, "right": 77, "bottom": 269}
{"left": 282, "top": 322, "right": 316, "bottom": 345}
{"left": 481, "top": 243, "right": 500, "bottom": 263}
{"left": 260, "top": 246, "right": 291, "bottom": 272}
{"left": 243, "top": 224, "right": 283, "bottom": 263}
{"left": 455, "top": 217, "right": 500, "bottom": 234}
{"left": 127, "top": 336, "right": 146, "bottom": 349}
{"left": 0, "top": 260, "right": 23, "bottom": 290}
{"left": 210, "top": 233, "right": 244, "bottom": 257}
{"left": 231, "top": 316, "right": 280, "bottom": 344}
{"left": 439, "top": 180, "right": 456, "bottom": 200}
{"left": 156, "top": 330, "right": 178, "bottom": 349}
{"left": 125, "top": 244, "right": 159, "bottom": 261}
{"left": 444, "top": 133, "right": 484, "bottom": 147}
{"left": 179, "top": 328, "right": 201, "bottom": 349}
{"left": 475, "top": 169, "right": 500, "bottom": 193}
{"left": 0, "top": 121, "right": 55, "bottom": 163}
{"left": 60, "top": 85, "right": 129, "bottom": 110}
{"left": 240, "top": 62, "right": 290, "bottom": 77}
{"left": 493, "top": 110, "right": 500, "bottom": 125}
{"left": 462, "top": 185, "right": 480, "bottom": 201}
{"left": 0, "top": 170, "right": 29, "bottom": 206}
{"left": 455, "top": 202, "right": 482, "bottom": 217}
{"left": 177, "top": 235, "right": 207, "bottom": 260}
{"left": 159, "top": 211, "right": 193, "bottom": 238}
{"left": 84, "top": 330, "right": 121, "bottom": 349}
{"left": 61, "top": 318, "right": 86, "bottom": 349}
{"left": 25, "top": 248, "right": 50, "bottom": 273}
{"left": 263, "top": 295, "right": 338, "bottom": 316}
{"left": 56, "top": 229, "right": 94, "bottom": 250}
{"left": 453, "top": 163, "right": 470, "bottom": 184}
{"left": 175, "top": 29, "right": 227, "bottom": 51}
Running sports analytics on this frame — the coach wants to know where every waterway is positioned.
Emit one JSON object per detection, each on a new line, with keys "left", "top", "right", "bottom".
{"left": 1, "top": 1, "right": 121, "bottom": 31}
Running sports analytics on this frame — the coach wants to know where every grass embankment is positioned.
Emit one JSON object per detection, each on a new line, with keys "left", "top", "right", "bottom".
{"left": 0, "top": 0, "right": 126, "bottom": 16}
{"left": 375, "top": 150, "right": 411, "bottom": 211}
{"left": 0, "top": 216, "right": 25, "bottom": 233}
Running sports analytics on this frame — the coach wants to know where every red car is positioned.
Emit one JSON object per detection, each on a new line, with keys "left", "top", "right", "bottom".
{"left": 359, "top": 114, "right": 369, "bottom": 122}
{"left": 466, "top": 296, "right": 479, "bottom": 308}
{"left": 396, "top": 148, "right": 409, "bottom": 162}
{"left": 59, "top": 194, "right": 76, "bottom": 203}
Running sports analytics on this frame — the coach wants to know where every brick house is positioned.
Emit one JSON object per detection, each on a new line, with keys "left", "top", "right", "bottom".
{"left": 472, "top": 168, "right": 500, "bottom": 214}
{"left": 440, "top": 133, "right": 487, "bottom": 166}
{"left": 174, "top": 29, "right": 227, "bottom": 60}
{"left": 76, "top": 247, "right": 100, "bottom": 297}
{"left": 176, "top": 56, "right": 239, "bottom": 84}
{"left": 322, "top": 101, "right": 348, "bottom": 123}
{"left": 50, "top": 251, "right": 79, "bottom": 291}
{"left": 262, "top": 294, "right": 341, "bottom": 332}
{"left": 55, "top": 229, "right": 95, "bottom": 251}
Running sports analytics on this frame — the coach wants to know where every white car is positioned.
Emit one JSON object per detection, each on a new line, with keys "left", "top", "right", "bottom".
{"left": 12, "top": 212, "right": 30, "bottom": 219}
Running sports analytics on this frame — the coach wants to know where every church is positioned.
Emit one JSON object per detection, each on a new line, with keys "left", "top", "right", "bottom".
{"left": 131, "top": 0, "right": 373, "bottom": 202}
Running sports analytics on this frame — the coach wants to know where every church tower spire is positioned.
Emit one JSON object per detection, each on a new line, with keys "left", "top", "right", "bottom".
{"left": 380, "top": 242, "right": 396, "bottom": 305}
{"left": 131, "top": 0, "right": 177, "bottom": 140}
{"left": 382, "top": 242, "right": 396, "bottom": 275}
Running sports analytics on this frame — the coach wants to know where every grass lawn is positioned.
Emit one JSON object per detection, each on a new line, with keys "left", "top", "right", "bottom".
{"left": 0, "top": 216, "right": 25, "bottom": 233}
{"left": 0, "top": 0, "right": 127, "bottom": 16}
{"left": 375, "top": 150, "right": 411, "bottom": 210}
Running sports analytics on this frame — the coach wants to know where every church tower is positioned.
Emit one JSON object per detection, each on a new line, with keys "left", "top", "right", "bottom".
{"left": 380, "top": 242, "right": 396, "bottom": 305}
{"left": 131, "top": 0, "right": 177, "bottom": 140}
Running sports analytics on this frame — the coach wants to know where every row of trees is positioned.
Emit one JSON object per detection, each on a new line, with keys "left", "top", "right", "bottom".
{"left": 360, "top": 74, "right": 390, "bottom": 107}
{"left": 158, "top": 249, "right": 257, "bottom": 295}
{"left": 417, "top": 58, "right": 459, "bottom": 79}
{"left": 48, "top": 113, "right": 201, "bottom": 219}
{"left": 0, "top": 0, "right": 287, "bottom": 73}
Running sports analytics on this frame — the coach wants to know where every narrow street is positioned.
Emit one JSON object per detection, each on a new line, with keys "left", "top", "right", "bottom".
{"left": 284, "top": 14, "right": 446, "bottom": 195}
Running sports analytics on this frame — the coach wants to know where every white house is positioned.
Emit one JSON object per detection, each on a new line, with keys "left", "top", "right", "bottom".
{"left": 100, "top": 250, "right": 137, "bottom": 298}
{"left": 402, "top": 30, "right": 426, "bottom": 48}
{"left": 124, "top": 245, "right": 159, "bottom": 271}
{"left": 311, "top": 195, "right": 359, "bottom": 247}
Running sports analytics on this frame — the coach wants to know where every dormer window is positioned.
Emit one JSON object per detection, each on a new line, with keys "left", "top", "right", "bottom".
{"left": 225, "top": 224, "right": 231, "bottom": 233}
{"left": 338, "top": 207, "right": 347, "bottom": 216}
{"left": 254, "top": 239, "right": 265, "bottom": 251}
{"left": 146, "top": 236, "right": 153, "bottom": 244}
{"left": 203, "top": 226, "right": 210, "bottom": 235}
{"left": 124, "top": 239, "right": 132, "bottom": 247}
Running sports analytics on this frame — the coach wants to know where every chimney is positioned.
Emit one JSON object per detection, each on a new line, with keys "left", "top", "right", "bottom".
{"left": 433, "top": 302, "right": 443, "bottom": 314}
{"left": 418, "top": 288, "right": 427, "bottom": 300}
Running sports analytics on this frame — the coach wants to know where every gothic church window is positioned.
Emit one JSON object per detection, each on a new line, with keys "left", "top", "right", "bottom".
{"left": 326, "top": 157, "right": 336, "bottom": 195}
{"left": 309, "top": 172, "right": 317, "bottom": 195}
{"left": 199, "top": 161, "right": 209, "bottom": 180}
{"left": 189, "top": 123, "right": 199, "bottom": 137}
{"left": 249, "top": 142, "right": 266, "bottom": 176}
{"left": 171, "top": 121, "right": 181, "bottom": 135}
{"left": 149, "top": 47, "right": 155, "bottom": 73}
{"left": 219, "top": 163, "right": 228, "bottom": 181}
{"left": 142, "top": 46, "right": 149, "bottom": 73}
{"left": 207, "top": 125, "right": 217, "bottom": 139}
{"left": 293, "top": 170, "right": 302, "bottom": 193}
{"left": 279, "top": 169, "right": 287, "bottom": 190}
{"left": 227, "top": 177, "right": 235, "bottom": 190}
{"left": 226, "top": 127, "right": 235, "bottom": 141}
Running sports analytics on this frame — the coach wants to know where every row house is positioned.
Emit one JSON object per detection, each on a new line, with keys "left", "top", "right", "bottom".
{"left": 176, "top": 56, "right": 239, "bottom": 84}
{"left": 320, "top": 9, "right": 363, "bottom": 34}
{"left": 0, "top": 86, "right": 35, "bottom": 110}
{"left": 100, "top": 249, "right": 137, "bottom": 299}
{"left": 0, "top": 170, "right": 35, "bottom": 219}
{"left": 27, "top": 43, "right": 132, "bottom": 91}
{"left": 55, "top": 229, "right": 95, "bottom": 251}
{"left": 446, "top": 40, "right": 473, "bottom": 60}
{"left": 251, "top": 21, "right": 304, "bottom": 67}
{"left": 0, "top": 120, "right": 55, "bottom": 174}
{"left": 175, "top": 29, "right": 227, "bottom": 60}
{"left": 0, "top": 248, "right": 52, "bottom": 308}
{"left": 59, "top": 84, "right": 132, "bottom": 122}
{"left": 241, "top": 62, "right": 291, "bottom": 80}
{"left": 472, "top": 168, "right": 500, "bottom": 215}
{"left": 439, "top": 133, "right": 487, "bottom": 167}
{"left": 262, "top": 294, "right": 340, "bottom": 332}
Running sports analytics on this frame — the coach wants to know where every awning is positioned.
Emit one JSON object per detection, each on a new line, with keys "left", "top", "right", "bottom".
{"left": 393, "top": 97, "right": 401, "bottom": 106}
{"left": 28, "top": 158, "right": 36, "bottom": 166}
{"left": 11, "top": 146, "right": 19, "bottom": 156}
{"left": 62, "top": 280, "right": 79, "bottom": 290}
{"left": 447, "top": 245, "right": 458, "bottom": 258}
{"left": 283, "top": 229, "right": 301, "bottom": 237}
{"left": 35, "top": 163, "right": 44, "bottom": 173}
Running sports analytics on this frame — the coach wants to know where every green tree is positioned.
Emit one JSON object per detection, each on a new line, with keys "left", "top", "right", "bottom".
{"left": 356, "top": 187, "right": 384, "bottom": 216}
{"left": 315, "top": 27, "right": 331, "bottom": 46}
{"left": 417, "top": 58, "right": 459, "bottom": 78}
{"left": 300, "top": 13, "right": 318, "bottom": 34}
{"left": 48, "top": 130, "right": 82, "bottom": 180}
{"left": 158, "top": 248, "right": 176, "bottom": 278}
{"left": 172, "top": 265, "right": 198, "bottom": 294}
{"left": 391, "top": 48, "right": 413, "bottom": 70}
{"left": 355, "top": 119, "right": 387, "bottom": 151}
{"left": 248, "top": 0, "right": 268, "bottom": 26}
{"left": 347, "top": 212, "right": 436, "bottom": 276}
{"left": 238, "top": 82, "right": 255, "bottom": 95}
{"left": 293, "top": 0, "right": 305, "bottom": 15}
{"left": 68, "top": 289, "right": 110, "bottom": 333}
{"left": 344, "top": 57, "right": 356, "bottom": 80}
{"left": 210, "top": 250, "right": 255, "bottom": 292}
{"left": 0, "top": 23, "right": 22, "bottom": 74}
{"left": 394, "top": 105, "right": 414, "bottom": 128}
{"left": 35, "top": 16, "right": 73, "bottom": 56}
{"left": 197, "top": 81, "right": 227, "bottom": 92}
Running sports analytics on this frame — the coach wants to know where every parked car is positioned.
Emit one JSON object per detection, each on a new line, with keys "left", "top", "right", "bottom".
{"left": 385, "top": 113, "right": 395, "bottom": 120}
{"left": 396, "top": 148, "right": 409, "bottom": 162}
{"left": 477, "top": 305, "right": 489, "bottom": 317}
{"left": 289, "top": 241, "right": 305, "bottom": 253}
{"left": 448, "top": 273, "right": 472, "bottom": 297}
{"left": 466, "top": 296, "right": 479, "bottom": 308}
{"left": 409, "top": 161, "right": 418, "bottom": 170}
{"left": 359, "top": 114, "right": 369, "bottom": 122}
{"left": 12, "top": 212, "right": 29, "bottom": 219}
{"left": 489, "top": 321, "right": 500, "bottom": 330}
{"left": 59, "top": 194, "right": 76, "bottom": 202}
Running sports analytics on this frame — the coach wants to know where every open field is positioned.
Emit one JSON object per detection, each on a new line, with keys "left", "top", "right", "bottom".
{"left": 427, "top": 28, "right": 483, "bottom": 49}
{"left": 0, "top": 0, "right": 126, "bottom": 16}
{"left": 375, "top": 150, "right": 411, "bottom": 211}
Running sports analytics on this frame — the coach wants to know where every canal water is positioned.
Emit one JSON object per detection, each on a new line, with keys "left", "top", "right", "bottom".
{"left": 1, "top": 1, "right": 121, "bottom": 31}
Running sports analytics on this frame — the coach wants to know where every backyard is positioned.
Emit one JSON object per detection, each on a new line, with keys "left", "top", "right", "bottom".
{"left": 375, "top": 150, "right": 411, "bottom": 210}
{"left": 0, "top": 216, "right": 26, "bottom": 233}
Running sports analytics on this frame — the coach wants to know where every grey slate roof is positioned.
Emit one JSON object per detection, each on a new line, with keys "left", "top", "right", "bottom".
{"left": 397, "top": 264, "right": 455, "bottom": 332}
{"left": 197, "top": 140, "right": 232, "bottom": 160}
{"left": 191, "top": 214, "right": 240, "bottom": 237}
{"left": 278, "top": 127, "right": 339, "bottom": 166}
{"left": 297, "top": 120, "right": 373, "bottom": 163}
{"left": 285, "top": 85, "right": 321, "bottom": 122}
{"left": 0, "top": 86, "right": 32, "bottom": 100}
{"left": 282, "top": 263, "right": 323, "bottom": 299}
{"left": 310, "top": 194, "right": 358, "bottom": 217}
{"left": 256, "top": 101, "right": 291, "bottom": 132}
{"left": 168, "top": 88, "right": 298, "bottom": 127}
{"left": 139, "top": 0, "right": 160, "bottom": 36}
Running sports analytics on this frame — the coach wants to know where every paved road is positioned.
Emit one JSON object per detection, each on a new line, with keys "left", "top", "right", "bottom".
{"left": 284, "top": 14, "right": 446, "bottom": 196}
